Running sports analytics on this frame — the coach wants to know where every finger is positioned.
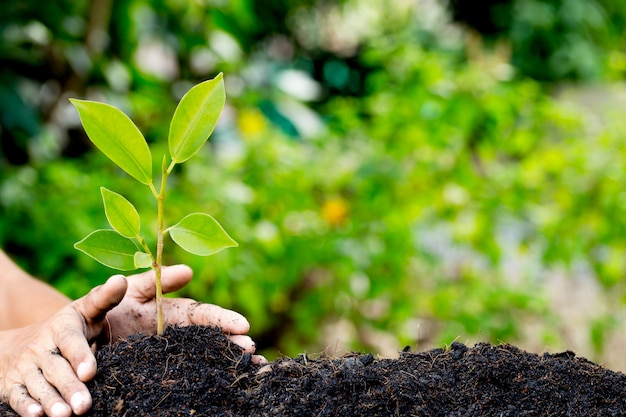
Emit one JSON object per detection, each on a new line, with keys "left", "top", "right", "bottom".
{"left": 23, "top": 370, "right": 72, "bottom": 417}
{"left": 226, "top": 336, "right": 268, "bottom": 364}
{"left": 73, "top": 275, "right": 128, "bottom": 326}
{"left": 228, "top": 335, "right": 256, "bottom": 354}
{"left": 53, "top": 320, "right": 98, "bottom": 383}
{"left": 252, "top": 355, "right": 268, "bottom": 365}
{"left": 129, "top": 265, "right": 192, "bottom": 300}
{"left": 160, "top": 265, "right": 193, "bottom": 293}
{"left": 38, "top": 351, "right": 92, "bottom": 415}
{"left": 187, "top": 303, "right": 250, "bottom": 334}
{"left": 7, "top": 384, "right": 44, "bottom": 417}
{"left": 61, "top": 275, "right": 127, "bottom": 383}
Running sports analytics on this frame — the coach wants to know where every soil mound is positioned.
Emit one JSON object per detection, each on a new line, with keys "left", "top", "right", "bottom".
{"left": 1, "top": 325, "right": 624, "bottom": 416}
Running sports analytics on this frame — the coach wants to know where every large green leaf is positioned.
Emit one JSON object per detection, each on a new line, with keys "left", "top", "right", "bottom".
{"left": 70, "top": 99, "right": 153, "bottom": 185}
{"left": 168, "top": 74, "right": 225, "bottom": 164}
{"left": 101, "top": 187, "right": 141, "bottom": 238}
{"left": 167, "top": 212, "right": 238, "bottom": 256}
{"left": 74, "top": 229, "right": 138, "bottom": 270}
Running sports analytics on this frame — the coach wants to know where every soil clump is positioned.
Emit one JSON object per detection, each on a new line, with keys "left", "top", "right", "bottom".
{"left": 1, "top": 325, "right": 624, "bottom": 416}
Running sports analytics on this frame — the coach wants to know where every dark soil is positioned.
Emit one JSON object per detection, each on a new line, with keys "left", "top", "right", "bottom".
{"left": 2, "top": 325, "right": 625, "bottom": 416}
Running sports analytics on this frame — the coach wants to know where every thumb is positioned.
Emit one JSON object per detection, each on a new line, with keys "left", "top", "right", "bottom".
{"left": 73, "top": 274, "right": 128, "bottom": 332}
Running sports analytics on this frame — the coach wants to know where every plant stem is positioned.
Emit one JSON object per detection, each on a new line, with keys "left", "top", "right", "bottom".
{"left": 136, "top": 236, "right": 154, "bottom": 258}
{"left": 154, "top": 156, "right": 169, "bottom": 335}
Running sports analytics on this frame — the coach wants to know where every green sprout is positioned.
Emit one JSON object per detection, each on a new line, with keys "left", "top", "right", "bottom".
{"left": 71, "top": 74, "right": 237, "bottom": 335}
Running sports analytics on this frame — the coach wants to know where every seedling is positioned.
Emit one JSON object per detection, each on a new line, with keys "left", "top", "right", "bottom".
{"left": 71, "top": 74, "right": 237, "bottom": 334}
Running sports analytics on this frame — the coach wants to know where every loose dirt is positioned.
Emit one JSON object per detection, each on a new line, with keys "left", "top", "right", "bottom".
{"left": 1, "top": 325, "right": 624, "bottom": 416}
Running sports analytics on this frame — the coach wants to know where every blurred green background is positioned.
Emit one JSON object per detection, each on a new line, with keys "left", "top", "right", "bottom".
{"left": 2, "top": 0, "right": 626, "bottom": 368}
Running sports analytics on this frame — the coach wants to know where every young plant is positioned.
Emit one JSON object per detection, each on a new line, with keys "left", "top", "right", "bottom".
{"left": 71, "top": 73, "right": 238, "bottom": 335}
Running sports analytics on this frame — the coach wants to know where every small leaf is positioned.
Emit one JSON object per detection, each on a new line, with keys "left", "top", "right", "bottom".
{"left": 101, "top": 187, "right": 141, "bottom": 238}
{"left": 167, "top": 212, "right": 238, "bottom": 256}
{"left": 168, "top": 74, "right": 225, "bottom": 164}
{"left": 74, "top": 230, "right": 138, "bottom": 270}
{"left": 134, "top": 251, "right": 153, "bottom": 268}
{"left": 70, "top": 98, "right": 153, "bottom": 185}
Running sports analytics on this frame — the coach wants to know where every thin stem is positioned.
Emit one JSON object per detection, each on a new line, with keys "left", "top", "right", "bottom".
{"left": 149, "top": 182, "right": 159, "bottom": 199}
{"left": 166, "top": 159, "right": 176, "bottom": 175}
{"left": 136, "top": 236, "right": 154, "bottom": 259}
{"left": 154, "top": 156, "right": 169, "bottom": 335}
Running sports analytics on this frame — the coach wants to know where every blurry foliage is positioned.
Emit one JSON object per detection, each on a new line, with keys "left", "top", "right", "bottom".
{"left": 448, "top": 0, "right": 626, "bottom": 81}
{"left": 1, "top": 0, "right": 626, "bottom": 361}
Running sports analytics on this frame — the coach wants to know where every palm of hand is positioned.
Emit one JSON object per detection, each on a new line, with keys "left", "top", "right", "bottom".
{"left": 102, "top": 265, "right": 256, "bottom": 355}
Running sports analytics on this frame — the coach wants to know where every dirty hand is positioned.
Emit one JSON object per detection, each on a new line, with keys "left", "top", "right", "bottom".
{"left": 0, "top": 274, "right": 128, "bottom": 417}
{"left": 104, "top": 265, "right": 266, "bottom": 364}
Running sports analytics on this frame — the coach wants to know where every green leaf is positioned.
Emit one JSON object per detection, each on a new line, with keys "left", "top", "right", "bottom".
{"left": 74, "top": 230, "right": 138, "bottom": 271}
{"left": 168, "top": 73, "right": 225, "bottom": 164}
{"left": 70, "top": 98, "right": 153, "bottom": 185}
{"left": 167, "top": 212, "right": 238, "bottom": 256}
{"left": 134, "top": 251, "right": 153, "bottom": 269}
{"left": 101, "top": 187, "right": 141, "bottom": 238}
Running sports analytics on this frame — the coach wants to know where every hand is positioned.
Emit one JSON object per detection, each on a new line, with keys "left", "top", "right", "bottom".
{"left": 0, "top": 265, "right": 264, "bottom": 417}
{"left": 0, "top": 274, "right": 128, "bottom": 417}
{"left": 104, "top": 265, "right": 265, "bottom": 363}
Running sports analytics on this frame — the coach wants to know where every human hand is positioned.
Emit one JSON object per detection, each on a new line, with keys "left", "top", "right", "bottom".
{"left": 103, "top": 265, "right": 266, "bottom": 364}
{"left": 0, "top": 265, "right": 264, "bottom": 417}
{"left": 0, "top": 274, "right": 128, "bottom": 417}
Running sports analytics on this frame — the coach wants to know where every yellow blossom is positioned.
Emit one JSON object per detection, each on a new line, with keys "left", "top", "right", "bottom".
{"left": 321, "top": 197, "right": 349, "bottom": 226}
{"left": 238, "top": 108, "right": 266, "bottom": 138}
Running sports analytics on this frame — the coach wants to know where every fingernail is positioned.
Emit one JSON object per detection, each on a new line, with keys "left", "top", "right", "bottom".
{"left": 71, "top": 392, "right": 89, "bottom": 412}
{"left": 50, "top": 402, "right": 71, "bottom": 416}
{"left": 77, "top": 361, "right": 90, "bottom": 380}
{"left": 257, "top": 364, "right": 273, "bottom": 374}
{"left": 27, "top": 403, "right": 43, "bottom": 416}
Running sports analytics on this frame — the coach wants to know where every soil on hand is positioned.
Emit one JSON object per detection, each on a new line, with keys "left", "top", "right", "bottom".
{"left": 1, "top": 325, "right": 624, "bottom": 416}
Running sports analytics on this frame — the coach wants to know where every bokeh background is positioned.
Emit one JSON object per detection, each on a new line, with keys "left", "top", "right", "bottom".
{"left": 2, "top": 0, "right": 626, "bottom": 369}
